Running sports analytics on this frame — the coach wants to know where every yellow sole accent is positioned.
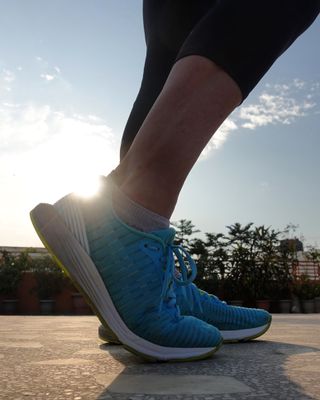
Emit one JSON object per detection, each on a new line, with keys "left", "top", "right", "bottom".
{"left": 99, "top": 318, "right": 272, "bottom": 345}
{"left": 30, "top": 211, "right": 121, "bottom": 344}
{"left": 30, "top": 210, "right": 220, "bottom": 362}
{"left": 123, "top": 339, "right": 223, "bottom": 363}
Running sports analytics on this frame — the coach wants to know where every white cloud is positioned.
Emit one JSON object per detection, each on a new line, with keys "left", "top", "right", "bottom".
{"left": 199, "top": 79, "right": 319, "bottom": 159}
{"left": 40, "top": 73, "right": 55, "bottom": 81}
{"left": 0, "top": 68, "right": 16, "bottom": 93}
{"left": 293, "top": 78, "right": 305, "bottom": 90}
{"left": 2, "top": 69, "right": 15, "bottom": 83}
{"left": 201, "top": 118, "right": 237, "bottom": 159}
{"left": 239, "top": 94, "right": 307, "bottom": 129}
{"left": 310, "top": 82, "right": 320, "bottom": 92}
{"left": 0, "top": 101, "right": 119, "bottom": 222}
{"left": 0, "top": 103, "right": 50, "bottom": 150}
{"left": 239, "top": 80, "right": 318, "bottom": 130}
{"left": 0, "top": 101, "right": 117, "bottom": 156}
{"left": 0, "top": 68, "right": 119, "bottom": 245}
{"left": 35, "top": 57, "right": 67, "bottom": 87}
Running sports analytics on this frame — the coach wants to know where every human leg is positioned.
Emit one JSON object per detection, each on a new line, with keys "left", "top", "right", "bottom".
{"left": 115, "top": 0, "right": 320, "bottom": 218}
{"left": 120, "top": 0, "right": 216, "bottom": 159}
{"left": 99, "top": 1, "right": 320, "bottom": 344}
{"left": 115, "top": 55, "right": 241, "bottom": 218}
{"left": 31, "top": 1, "right": 226, "bottom": 362}
{"left": 31, "top": 0, "right": 320, "bottom": 359}
{"left": 104, "top": 0, "right": 319, "bottom": 343}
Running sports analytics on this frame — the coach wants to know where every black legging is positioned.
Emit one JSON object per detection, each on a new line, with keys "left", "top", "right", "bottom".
{"left": 120, "top": 0, "right": 320, "bottom": 159}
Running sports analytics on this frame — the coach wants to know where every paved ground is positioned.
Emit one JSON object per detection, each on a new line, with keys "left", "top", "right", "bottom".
{"left": 0, "top": 315, "right": 319, "bottom": 400}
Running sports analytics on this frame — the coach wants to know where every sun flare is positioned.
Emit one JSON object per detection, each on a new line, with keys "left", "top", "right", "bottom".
{"left": 72, "top": 175, "right": 103, "bottom": 198}
{"left": 8, "top": 117, "right": 118, "bottom": 204}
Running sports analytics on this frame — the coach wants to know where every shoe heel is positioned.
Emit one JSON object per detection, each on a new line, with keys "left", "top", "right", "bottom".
{"left": 30, "top": 203, "right": 220, "bottom": 361}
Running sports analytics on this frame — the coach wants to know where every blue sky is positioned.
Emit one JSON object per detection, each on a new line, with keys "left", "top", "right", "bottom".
{"left": 0, "top": 1, "right": 319, "bottom": 247}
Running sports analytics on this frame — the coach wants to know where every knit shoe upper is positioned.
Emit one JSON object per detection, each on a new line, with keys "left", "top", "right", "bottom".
{"left": 41, "top": 177, "right": 223, "bottom": 359}
{"left": 175, "top": 282, "right": 271, "bottom": 341}
{"left": 85, "top": 204, "right": 220, "bottom": 348}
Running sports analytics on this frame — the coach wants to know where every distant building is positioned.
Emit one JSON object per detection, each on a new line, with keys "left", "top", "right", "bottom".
{"left": 292, "top": 260, "right": 320, "bottom": 280}
{"left": 280, "top": 238, "right": 304, "bottom": 253}
{"left": 0, "top": 246, "right": 48, "bottom": 259}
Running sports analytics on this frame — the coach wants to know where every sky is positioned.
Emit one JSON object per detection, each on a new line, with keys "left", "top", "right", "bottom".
{"left": 0, "top": 1, "right": 319, "bottom": 248}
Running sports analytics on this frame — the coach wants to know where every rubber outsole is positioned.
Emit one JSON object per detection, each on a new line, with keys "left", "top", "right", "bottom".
{"left": 30, "top": 203, "right": 221, "bottom": 362}
{"left": 98, "top": 319, "right": 272, "bottom": 345}
{"left": 222, "top": 319, "right": 272, "bottom": 343}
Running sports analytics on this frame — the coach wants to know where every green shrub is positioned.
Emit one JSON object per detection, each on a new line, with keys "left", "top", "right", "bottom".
{"left": 31, "top": 256, "right": 67, "bottom": 299}
{"left": 0, "top": 251, "right": 30, "bottom": 296}
{"left": 292, "top": 275, "right": 316, "bottom": 300}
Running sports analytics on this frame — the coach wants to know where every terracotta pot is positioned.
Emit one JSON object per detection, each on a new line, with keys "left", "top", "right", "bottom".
{"left": 39, "top": 299, "right": 55, "bottom": 315}
{"left": 2, "top": 299, "right": 18, "bottom": 315}
{"left": 279, "top": 299, "right": 292, "bottom": 313}
{"left": 291, "top": 295, "right": 301, "bottom": 313}
{"left": 314, "top": 297, "right": 320, "bottom": 313}
{"left": 256, "top": 299, "right": 271, "bottom": 311}
{"left": 302, "top": 299, "right": 315, "bottom": 314}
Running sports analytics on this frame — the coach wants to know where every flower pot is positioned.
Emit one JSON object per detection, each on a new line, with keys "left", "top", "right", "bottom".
{"left": 2, "top": 299, "right": 18, "bottom": 315}
{"left": 228, "top": 300, "right": 243, "bottom": 307}
{"left": 39, "top": 299, "right": 55, "bottom": 315}
{"left": 291, "top": 295, "right": 301, "bottom": 313}
{"left": 72, "top": 293, "right": 92, "bottom": 315}
{"left": 315, "top": 297, "right": 320, "bottom": 313}
{"left": 279, "top": 299, "right": 292, "bottom": 313}
{"left": 256, "top": 300, "right": 271, "bottom": 311}
{"left": 302, "top": 299, "right": 315, "bottom": 314}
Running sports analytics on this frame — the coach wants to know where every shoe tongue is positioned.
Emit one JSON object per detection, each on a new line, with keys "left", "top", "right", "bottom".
{"left": 151, "top": 227, "right": 176, "bottom": 245}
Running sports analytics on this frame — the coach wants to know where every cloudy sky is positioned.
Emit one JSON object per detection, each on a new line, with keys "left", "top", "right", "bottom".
{"left": 0, "top": 1, "right": 319, "bottom": 247}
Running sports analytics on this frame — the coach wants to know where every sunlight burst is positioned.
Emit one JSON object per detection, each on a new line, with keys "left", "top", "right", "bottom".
{"left": 72, "top": 175, "right": 102, "bottom": 198}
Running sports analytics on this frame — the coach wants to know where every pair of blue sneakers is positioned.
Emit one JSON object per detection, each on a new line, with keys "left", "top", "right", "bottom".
{"left": 30, "top": 176, "right": 271, "bottom": 362}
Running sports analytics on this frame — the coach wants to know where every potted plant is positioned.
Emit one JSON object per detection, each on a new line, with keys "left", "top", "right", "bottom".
{"left": 305, "top": 246, "right": 320, "bottom": 313}
{"left": 277, "top": 287, "right": 292, "bottom": 313}
{"left": 293, "top": 275, "right": 315, "bottom": 313}
{"left": 32, "top": 256, "right": 66, "bottom": 314}
{"left": 314, "top": 282, "right": 320, "bottom": 313}
{"left": 250, "top": 261, "right": 274, "bottom": 311}
{"left": 255, "top": 279, "right": 272, "bottom": 311}
{"left": 0, "top": 251, "right": 27, "bottom": 314}
{"left": 222, "top": 275, "right": 244, "bottom": 306}
{"left": 271, "top": 257, "right": 293, "bottom": 313}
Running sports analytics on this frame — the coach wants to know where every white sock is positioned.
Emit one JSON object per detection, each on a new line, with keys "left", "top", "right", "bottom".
{"left": 113, "top": 186, "right": 170, "bottom": 232}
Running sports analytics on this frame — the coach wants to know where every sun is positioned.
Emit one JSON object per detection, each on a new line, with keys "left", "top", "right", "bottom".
{"left": 19, "top": 130, "right": 118, "bottom": 205}
{"left": 72, "top": 175, "right": 103, "bottom": 198}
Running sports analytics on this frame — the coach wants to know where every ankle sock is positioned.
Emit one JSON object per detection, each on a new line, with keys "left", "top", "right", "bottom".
{"left": 112, "top": 185, "right": 170, "bottom": 232}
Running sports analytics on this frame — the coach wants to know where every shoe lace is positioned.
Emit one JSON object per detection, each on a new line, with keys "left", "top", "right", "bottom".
{"left": 158, "top": 244, "right": 197, "bottom": 315}
{"left": 179, "top": 283, "right": 227, "bottom": 315}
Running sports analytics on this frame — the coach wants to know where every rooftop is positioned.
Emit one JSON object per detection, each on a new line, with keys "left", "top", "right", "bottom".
{"left": 1, "top": 315, "right": 319, "bottom": 399}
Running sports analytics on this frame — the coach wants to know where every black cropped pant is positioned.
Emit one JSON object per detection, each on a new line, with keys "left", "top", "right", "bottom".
{"left": 120, "top": 0, "right": 320, "bottom": 158}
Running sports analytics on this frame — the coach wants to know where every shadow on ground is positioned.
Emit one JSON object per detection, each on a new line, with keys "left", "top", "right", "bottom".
{"left": 95, "top": 339, "right": 320, "bottom": 399}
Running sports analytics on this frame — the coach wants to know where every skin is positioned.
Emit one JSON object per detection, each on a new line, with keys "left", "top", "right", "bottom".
{"left": 113, "top": 55, "right": 242, "bottom": 218}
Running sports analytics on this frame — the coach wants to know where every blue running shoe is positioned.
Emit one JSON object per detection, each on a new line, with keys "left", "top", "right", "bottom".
{"left": 99, "top": 279, "right": 271, "bottom": 344}
{"left": 174, "top": 283, "right": 272, "bottom": 342}
{"left": 30, "top": 176, "right": 222, "bottom": 361}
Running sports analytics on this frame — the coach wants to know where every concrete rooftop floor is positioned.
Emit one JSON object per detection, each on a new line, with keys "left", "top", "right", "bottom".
{"left": 0, "top": 315, "right": 319, "bottom": 400}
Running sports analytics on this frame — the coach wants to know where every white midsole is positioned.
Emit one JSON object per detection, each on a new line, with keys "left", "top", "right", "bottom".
{"left": 221, "top": 323, "right": 270, "bottom": 341}
{"left": 98, "top": 323, "right": 270, "bottom": 343}
{"left": 31, "top": 203, "right": 216, "bottom": 360}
